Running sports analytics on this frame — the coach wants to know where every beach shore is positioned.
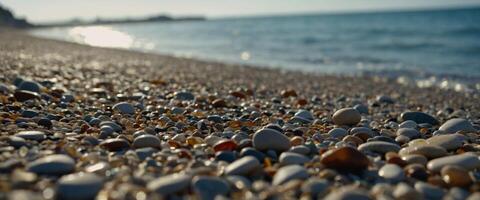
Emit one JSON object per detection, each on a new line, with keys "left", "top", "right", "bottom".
{"left": 1, "top": 29, "right": 480, "bottom": 199}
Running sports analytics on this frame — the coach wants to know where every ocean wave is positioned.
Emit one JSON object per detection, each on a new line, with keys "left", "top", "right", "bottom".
{"left": 369, "top": 42, "right": 444, "bottom": 50}
{"left": 443, "top": 27, "right": 480, "bottom": 36}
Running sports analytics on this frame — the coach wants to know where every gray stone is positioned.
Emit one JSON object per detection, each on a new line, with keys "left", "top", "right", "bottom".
{"left": 427, "top": 152, "right": 480, "bottom": 172}
{"left": 273, "top": 165, "right": 309, "bottom": 185}
{"left": 225, "top": 156, "right": 260, "bottom": 175}
{"left": 399, "top": 120, "right": 417, "bottom": 129}
{"left": 427, "top": 134, "right": 467, "bottom": 151}
{"left": 279, "top": 152, "right": 310, "bottom": 166}
{"left": 399, "top": 144, "right": 447, "bottom": 159}
{"left": 332, "top": 108, "right": 361, "bottom": 126}
{"left": 27, "top": 154, "right": 75, "bottom": 175}
{"left": 18, "top": 80, "right": 41, "bottom": 93}
{"left": 57, "top": 173, "right": 103, "bottom": 200}
{"left": 379, "top": 164, "right": 405, "bottom": 183}
{"left": 113, "top": 102, "right": 135, "bottom": 115}
{"left": 7, "top": 136, "right": 27, "bottom": 148}
{"left": 174, "top": 91, "right": 195, "bottom": 101}
{"left": 439, "top": 118, "right": 476, "bottom": 134}
{"left": 147, "top": 174, "right": 191, "bottom": 195}
{"left": 401, "top": 111, "right": 439, "bottom": 125}
{"left": 133, "top": 134, "right": 161, "bottom": 149}
{"left": 328, "top": 128, "right": 348, "bottom": 139}
{"left": 252, "top": 128, "right": 291, "bottom": 152}
{"left": 192, "top": 176, "right": 230, "bottom": 200}
{"left": 301, "top": 179, "right": 329, "bottom": 198}
{"left": 325, "top": 186, "right": 371, "bottom": 200}
{"left": 15, "top": 131, "right": 46, "bottom": 141}
{"left": 358, "top": 141, "right": 401, "bottom": 154}
{"left": 396, "top": 128, "right": 421, "bottom": 139}
{"left": 415, "top": 182, "right": 445, "bottom": 200}
{"left": 291, "top": 109, "right": 314, "bottom": 123}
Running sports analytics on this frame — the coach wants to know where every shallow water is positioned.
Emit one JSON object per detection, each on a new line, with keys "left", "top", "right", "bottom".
{"left": 30, "top": 7, "right": 480, "bottom": 90}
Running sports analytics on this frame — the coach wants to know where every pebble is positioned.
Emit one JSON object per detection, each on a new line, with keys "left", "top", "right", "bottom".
{"left": 379, "top": 164, "right": 405, "bottom": 183}
{"left": 427, "top": 153, "right": 480, "bottom": 172}
{"left": 358, "top": 141, "right": 401, "bottom": 154}
{"left": 174, "top": 91, "right": 195, "bottom": 101}
{"left": 133, "top": 134, "right": 161, "bottom": 149}
{"left": 332, "top": 108, "right": 361, "bottom": 126}
{"left": 224, "top": 156, "right": 260, "bottom": 175}
{"left": 113, "top": 102, "right": 135, "bottom": 115}
{"left": 7, "top": 136, "right": 27, "bottom": 148}
{"left": 393, "top": 183, "right": 423, "bottom": 200}
{"left": 399, "top": 120, "right": 417, "bottom": 129}
{"left": 400, "top": 111, "right": 439, "bottom": 125}
{"left": 398, "top": 145, "right": 447, "bottom": 159}
{"left": 441, "top": 165, "right": 472, "bottom": 187}
{"left": 279, "top": 152, "right": 310, "bottom": 166}
{"left": 13, "top": 90, "right": 40, "bottom": 101}
{"left": 324, "top": 186, "right": 371, "bottom": 200}
{"left": 192, "top": 176, "right": 230, "bottom": 200}
{"left": 272, "top": 165, "right": 309, "bottom": 185}
{"left": 320, "top": 147, "right": 369, "bottom": 172}
{"left": 147, "top": 174, "right": 192, "bottom": 195}
{"left": 291, "top": 109, "right": 314, "bottom": 123}
{"left": 27, "top": 154, "right": 75, "bottom": 175}
{"left": 328, "top": 128, "right": 348, "bottom": 139}
{"left": 401, "top": 154, "right": 428, "bottom": 165}
{"left": 439, "top": 118, "right": 476, "bottom": 134}
{"left": 415, "top": 182, "right": 445, "bottom": 200}
{"left": 17, "top": 80, "right": 41, "bottom": 93}
{"left": 301, "top": 179, "right": 329, "bottom": 198}
{"left": 57, "top": 173, "right": 103, "bottom": 200}
{"left": 426, "top": 134, "right": 466, "bottom": 151}
{"left": 396, "top": 128, "right": 421, "bottom": 139}
{"left": 252, "top": 128, "right": 291, "bottom": 152}
{"left": 15, "top": 131, "right": 46, "bottom": 141}
{"left": 353, "top": 104, "right": 369, "bottom": 114}
{"left": 100, "top": 138, "right": 130, "bottom": 151}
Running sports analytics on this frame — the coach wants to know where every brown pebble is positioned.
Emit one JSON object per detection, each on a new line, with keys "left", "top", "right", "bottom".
{"left": 281, "top": 89, "right": 297, "bottom": 98}
{"left": 212, "top": 99, "right": 227, "bottom": 108}
{"left": 100, "top": 138, "right": 130, "bottom": 151}
{"left": 14, "top": 90, "right": 40, "bottom": 102}
{"left": 213, "top": 139, "right": 237, "bottom": 152}
{"left": 441, "top": 165, "right": 472, "bottom": 188}
{"left": 320, "top": 147, "right": 369, "bottom": 172}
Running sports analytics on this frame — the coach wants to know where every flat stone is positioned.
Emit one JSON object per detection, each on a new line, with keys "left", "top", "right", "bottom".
{"left": 147, "top": 174, "right": 191, "bottom": 195}
{"left": 279, "top": 152, "right": 310, "bottom": 166}
{"left": 401, "top": 111, "right": 439, "bottom": 125}
{"left": 325, "top": 186, "right": 371, "bottom": 200}
{"left": 401, "top": 154, "right": 428, "bottom": 165}
{"left": 399, "top": 120, "right": 417, "bottom": 129}
{"left": 99, "top": 121, "right": 122, "bottom": 132}
{"left": 18, "top": 80, "right": 41, "bottom": 93}
{"left": 15, "top": 131, "right": 46, "bottom": 141}
{"left": 439, "top": 118, "right": 476, "bottom": 133}
{"left": 192, "top": 176, "right": 230, "bottom": 200}
{"left": 57, "top": 173, "right": 103, "bottom": 200}
{"left": 133, "top": 134, "right": 161, "bottom": 149}
{"left": 225, "top": 156, "right": 260, "bottom": 175}
{"left": 358, "top": 141, "right": 401, "bottom": 154}
{"left": 332, "top": 108, "right": 361, "bottom": 126}
{"left": 291, "top": 109, "right": 314, "bottom": 123}
{"left": 289, "top": 145, "right": 311, "bottom": 155}
{"left": 328, "top": 128, "right": 348, "bottom": 139}
{"left": 379, "top": 164, "right": 405, "bottom": 183}
{"left": 426, "top": 134, "right": 467, "bottom": 151}
{"left": 301, "top": 179, "right": 329, "bottom": 198}
{"left": 441, "top": 165, "right": 472, "bottom": 187}
{"left": 174, "top": 91, "right": 195, "bottom": 101}
{"left": 7, "top": 136, "right": 27, "bottom": 148}
{"left": 415, "top": 182, "right": 445, "bottom": 200}
{"left": 427, "top": 152, "right": 480, "bottom": 172}
{"left": 272, "top": 165, "right": 309, "bottom": 185}
{"left": 320, "top": 147, "right": 369, "bottom": 172}
{"left": 113, "top": 102, "right": 135, "bottom": 115}
{"left": 14, "top": 90, "right": 40, "bottom": 102}
{"left": 353, "top": 104, "right": 368, "bottom": 114}
{"left": 100, "top": 138, "right": 130, "bottom": 151}
{"left": 252, "top": 128, "right": 291, "bottom": 152}
{"left": 393, "top": 183, "right": 423, "bottom": 200}
{"left": 397, "top": 128, "right": 421, "bottom": 139}
{"left": 27, "top": 154, "right": 75, "bottom": 175}
{"left": 399, "top": 145, "right": 447, "bottom": 159}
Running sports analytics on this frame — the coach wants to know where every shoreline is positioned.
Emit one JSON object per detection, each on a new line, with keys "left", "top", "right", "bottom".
{"left": 2, "top": 28, "right": 480, "bottom": 199}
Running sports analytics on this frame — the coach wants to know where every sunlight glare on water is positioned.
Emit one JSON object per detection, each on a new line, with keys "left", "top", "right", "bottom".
{"left": 68, "top": 26, "right": 134, "bottom": 48}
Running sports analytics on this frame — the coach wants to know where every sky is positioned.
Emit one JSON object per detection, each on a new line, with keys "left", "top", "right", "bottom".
{"left": 2, "top": 0, "right": 480, "bottom": 23}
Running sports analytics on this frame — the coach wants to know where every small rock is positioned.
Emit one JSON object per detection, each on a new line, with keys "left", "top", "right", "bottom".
{"left": 57, "top": 173, "right": 103, "bottom": 200}
{"left": 133, "top": 134, "right": 161, "bottom": 149}
{"left": 393, "top": 183, "right": 423, "bottom": 200}
{"left": 376, "top": 95, "right": 394, "bottom": 104}
{"left": 15, "top": 131, "right": 46, "bottom": 141}
{"left": 358, "top": 141, "right": 401, "bottom": 154}
{"left": 192, "top": 176, "right": 230, "bottom": 200}
{"left": 399, "top": 145, "right": 447, "bottom": 159}
{"left": 7, "top": 136, "right": 27, "bottom": 148}
{"left": 396, "top": 128, "right": 421, "bottom": 139}
{"left": 427, "top": 152, "right": 480, "bottom": 172}
{"left": 328, "top": 128, "right": 348, "bottom": 139}
{"left": 147, "top": 174, "right": 192, "bottom": 195}
{"left": 301, "top": 179, "right": 329, "bottom": 198}
{"left": 353, "top": 104, "right": 369, "bottom": 114}
{"left": 379, "top": 164, "right": 405, "bottom": 183}
{"left": 27, "top": 154, "right": 75, "bottom": 175}
{"left": 279, "top": 152, "right": 310, "bottom": 166}
{"left": 325, "top": 186, "right": 371, "bottom": 200}
{"left": 332, "top": 108, "right": 361, "bottom": 126}
{"left": 113, "top": 102, "right": 135, "bottom": 115}
{"left": 415, "top": 182, "right": 445, "bottom": 200}
{"left": 18, "top": 80, "right": 41, "bottom": 93}
{"left": 225, "top": 156, "right": 260, "bottom": 175}
{"left": 426, "top": 134, "right": 467, "bottom": 151}
{"left": 174, "top": 91, "right": 194, "bottom": 101}
{"left": 291, "top": 109, "right": 314, "bottom": 123}
{"left": 320, "top": 147, "right": 369, "bottom": 172}
{"left": 441, "top": 165, "right": 472, "bottom": 187}
{"left": 272, "top": 165, "right": 309, "bottom": 185}
{"left": 100, "top": 138, "right": 130, "bottom": 151}
{"left": 401, "top": 111, "right": 439, "bottom": 125}
{"left": 399, "top": 120, "right": 417, "bottom": 129}
{"left": 439, "top": 118, "right": 476, "bottom": 134}
{"left": 14, "top": 90, "right": 40, "bottom": 102}
{"left": 252, "top": 128, "right": 291, "bottom": 152}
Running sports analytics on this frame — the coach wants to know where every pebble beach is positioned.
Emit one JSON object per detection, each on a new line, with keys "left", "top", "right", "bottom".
{"left": 1, "top": 29, "right": 480, "bottom": 199}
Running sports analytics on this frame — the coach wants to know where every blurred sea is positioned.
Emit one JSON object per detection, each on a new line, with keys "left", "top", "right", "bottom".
{"left": 30, "top": 7, "right": 480, "bottom": 91}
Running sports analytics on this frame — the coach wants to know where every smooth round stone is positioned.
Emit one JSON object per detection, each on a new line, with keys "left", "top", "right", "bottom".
{"left": 133, "top": 134, "right": 160, "bottom": 149}
{"left": 7, "top": 136, "right": 27, "bottom": 148}
{"left": 240, "top": 147, "right": 266, "bottom": 162}
{"left": 192, "top": 176, "right": 230, "bottom": 200}
{"left": 379, "top": 164, "right": 405, "bottom": 183}
{"left": 37, "top": 118, "right": 52, "bottom": 128}
{"left": 376, "top": 95, "right": 395, "bottom": 104}
{"left": 350, "top": 127, "right": 373, "bottom": 136}
{"left": 252, "top": 128, "right": 291, "bottom": 152}
{"left": 358, "top": 141, "right": 401, "bottom": 154}
{"left": 57, "top": 173, "right": 103, "bottom": 200}
{"left": 427, "top": 153, "right": 480, "bottom": 172}
{"left": 289, "top": 145, "right": 311, "bottom": 155}
{"left": 99, "top": 121, "right": 122, "bottom": 132}
{"left": 441, "top": 165, "right": 472, "bottom": 187}
{"left": 147, "top": 174, "right": 191, "bottom": 195}
{"left": 399, "top": 145, "right": 447, "bottom": 159}
{"left": 324, "top": 186, "right": 371, "bottom": 200}
{"left": 402, "top": 154, "right": 428, "bottom": 165}
{"left": 213, "top": 139, "right": 237, "bottom": 152}
{"left": 393, "top": 183, "right": 423, "bottom": 200}
{"left": 136, "top": 147, "right": 157, "bottom": 160}
{"left": 401, "top": 111, "right": 439, "bottom": 125}
{"left": 328, "top": 128, "right": 348, "bottom": 139}
{"left": 397, "top": 128, "right": 421, "bottom": 139}
{"left": 225, "top": 175, "right": 252, "bottom": 190}
{"left": 332, "top": 108, "right": 361, "bottom": 126}
{"left": 439, "top": 118, "right": 476, "bottom": 134}
{"left": 18, "top": 80, "right": 41, "bottom": 93}
{"left": 100, "top": 125, "right": 114, "bottom": 135}
{"left": 27, "top": 154, "right": 75, "bottom": 175}
{"left": 225, "top": 156, "right": 260, "bottom": 175}
{"left": 320, "top": 147, "right": 369, "bottom": 172}
{"left": 215, "top": 151, "right": 237, "bottom": 163}
{"left": 113, "top": 102, "right": 135, "bottom": 115}
{"left": 408, "top": 139, "right": 427, "bottom": 147}
{"left": 415, "top": 182, "right": 445, "bottom": 200}
{"left": 426, "top": 134, "right": 466, "bottom": 151}
{"left": 445, "top": 187, "right": 470, "bottom": 200}
{"left": 174, "top": 91, "right": 195, "bottom": 101}
{"left": 14, "top": 90, "right": 40, "bottom": 102}
{"left": 15, "top": 131, "right": 46, "bottom": 141}
{"left": 353, "top": 104, "right": 369, "bottom": 114}
{"left": 273, "top": 165, "right": 309, "bottom": 185}
{"left": 301, "top": 179, "right": 329, "bottom": 198}
{"left": 399, "top": 120, "right": 417, "bottom": 129}
{"left": 395, "top": 135, "right": 410, "bottom": 144}
{"left": 291, "top": 109, "right": 314, "bottom": 123}
{"left": 100, "top": 138, "right": 130, "bottom": 151}
{"left": 279, "top": 152, "right": 310, "bottom": 166}
{"left": 21, "top": 110, "right": 38, "bottom": 118}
